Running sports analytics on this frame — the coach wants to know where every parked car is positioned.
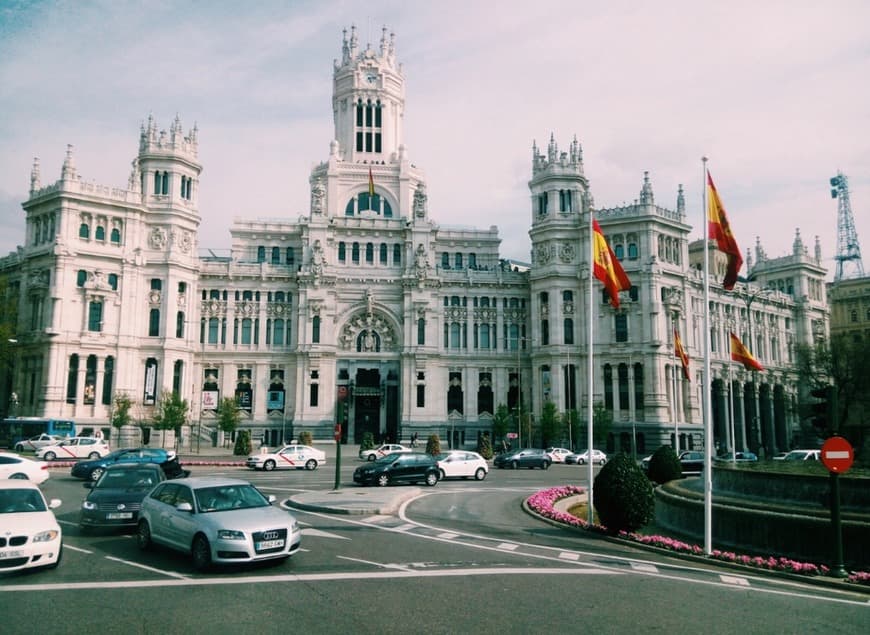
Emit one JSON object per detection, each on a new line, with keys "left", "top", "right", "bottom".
{"left": 493, "top": 448, "right": 551, "bottom": 470}
{"left": 13, "top": 434, "right": 63, "bottom": 453}
{"left": 246, "top": 444, "right": 326, "bottom": 471}
{"left": 0, "top": 451, "right": 51, "bottom": 484}
{"left": 715, "top": 451, "right": 759, "bottom": 463}
{"left": 0, "top": 480, "right": 63, "bottom": 571}
{"left": 358, "top": 443, "right": 412, "bottom": 462}
{"left": 353, "top": 452, "right": 440, "bottom": 486}
{"left": 80, "top": 463, "right": 166, "bottom": 531}
{"left": 545, "top": 447, "right": 574, "bottom": 463}
{"left": 36, "top": 437, "right": 110, "bottom": 461}
{"left": 571, "top": 449, "right": 608, "bottom": 466}
{"left": 678, "top": 451, "right": 706, "bottom": 473}
{"left": 436, "top": 450, "right": 489, "bottom": 481}
{"left": 137, "top": 476, "right": 302, "bottom": 571}
{"left": 781, "top": 449, "right": 820, "bottom": 462}
{"left": 71, "top": 448, "right": 185, "bottom": 481}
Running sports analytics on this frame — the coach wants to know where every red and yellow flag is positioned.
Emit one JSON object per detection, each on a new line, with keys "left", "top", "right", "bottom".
{"left": 730, "top": 332, "right": 763, "bottom": 371}
{"left": 707, "top": 171, "right": 743, "bottom": 290}
{"left": 592, "top": 219, "right": 631, "bottom": 309}
{"left": 368, "top": 167, "right": 375, "bottom": 196}
{"left": 674, "top": 329, "right": 690, "bottom": 381}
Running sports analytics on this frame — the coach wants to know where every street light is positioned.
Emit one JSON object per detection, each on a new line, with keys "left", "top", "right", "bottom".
{"left": 740, "top": 284, "right": 772, "bottom": 455}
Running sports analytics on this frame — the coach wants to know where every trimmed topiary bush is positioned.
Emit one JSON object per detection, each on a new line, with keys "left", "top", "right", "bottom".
{"left": 297, "top": 430, "right": 313, "bottom": 446}
{"left": 477, "top": 432, "right": 493, "bottom": 460}
{"left": 233, "top": 430, "right": 252, "bottom": 456}
{"left": 425, "top": 434, "right": 441, "bottom": 456}
{"left": 360, "top": 431, "right": 375, "bottom": 452}
{"left": 648, "top": 445, "right": 682, "bottom": 484}
{"left": 593, "top": 452, "right": 654, "bottom": 533}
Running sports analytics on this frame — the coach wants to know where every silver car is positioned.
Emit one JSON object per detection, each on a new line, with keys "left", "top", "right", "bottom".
{"left": 136, "top": 476, "right": 301, "bottom": 571}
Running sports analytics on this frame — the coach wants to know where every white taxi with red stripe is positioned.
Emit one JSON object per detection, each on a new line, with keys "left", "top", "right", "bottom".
{"left": 358, "top": 443, "right": 412, "bottom": 461}
{"left": 36, "top": 437, "right": 110, "bottom": 461}
{"left": 246, "top": 444, "right": 326, "bottom": 471}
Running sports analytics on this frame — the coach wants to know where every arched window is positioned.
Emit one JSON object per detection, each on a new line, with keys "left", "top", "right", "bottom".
{"left": 441, "top": 253, "right": 450, "bottom": 268}
{"left": 628, "top": 243, "right": 639, "bottom": 260}
{"left": 241, "top": 318, "right": 253, "bottom": 344}
{"left": 173, "top": 360, "right": 184, "bottom": 395}
{"left": 208, "top": 317, "right": 219, "bottom": 344}
{"left": 79, "top": 223, "right": 90, "bottom": 239}
{"left": 271, "top": 247, "right": 280, "bottom": 264}
{"left": 618, "top": 364, "right": 629, "bottom": 412}
{"left": 541, "top": 319, "right": 549, "bottom": 345}
{"left": 615, "top": 244, "right": 624, "bottom": 260}
{"left": 84, "top": 355, "right": 98, "bottom": 404}
{"left": 338, "top": 242, "right": 346, "bottom": 262}
{"left": 393, "top": 244, "right": 401, "bottom": 265}
{"left": 273, "top": 319, "right": 285, "bottom": 346}
{"left": 417, "top": 318, "right": 426, "bottom": 345}
{"left": 450, "top": 323, "right": 461, "bottom": 348}
{"left": 563, "top": 290, "right": 573, "bottom": 303}
{"left": 148, "top": 309, "right": 160, "bottom": 337}
{"left": 77, "top": 270, "right": 87, "bottom": 287}
{"left": 312, "top": 316, "right": 321, "bottom": 343}
{"left": 480, "top": 324, "right": 490, "bottom": 349}
{"left": 564, "top": 318, "right": 574, "bottom": 345}
{"left": 286, "top": 247, "right": 295, "bottom": 266}
{"left": 455, "top": 253, "right": 463, "bottom": 269}
{"left": 468, "top": 253, "right": 477, "bottom": 268}
{"left": 66, "top": 354, "right": 79, "bottom": 403}
{"left": 257, "top": 246, "right": 265, "bottom": 263}
{"left": 352, "top": 243, "right": 360, "bottom": 264}
{"left": 176, "top": 311, "right": 185, "bottom": 338}
{"left": 366, "top": 243, "right": 374, "bottom": 264}
{"left": 95, "top": 226, "right": 105, "bottom": 241}
{"left": 379, "top": 243, "right": 388, "bottom": 264}
{"left": 108, "top": 273, "right": 118, "bottom": 290}
{"left": 603, "top": 364, "right": 613, "bottom": 410}
{"left": 102, "top": 356, "right": 114, "bottom": 405}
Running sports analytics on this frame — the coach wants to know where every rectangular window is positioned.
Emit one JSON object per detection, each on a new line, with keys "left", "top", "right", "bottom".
{"left": 241, "top": 318, "right": 252, "bottom": 345}
{"left": 148, "top": 309, "right": 160, "bottom": 337}
{"left": 88, "top": 301, "right": 103, "bottom": 332}
{"left": 416, "top": 384, "right": 425, "bottom": 408}
{"left": 310, "top": 383, "right": 319, "bottom": 407}
{"left": 208, "top": 318, "right": 219, "bottom": 344}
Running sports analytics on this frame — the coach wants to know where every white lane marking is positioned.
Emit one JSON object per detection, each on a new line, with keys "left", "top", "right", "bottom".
{"left": 103, "top": 556, "right": 189, "bottom": 579}
{"left": 361, "top": 515, "right": 392, "bottom": 524}
{"left": 497, "top": 543, "right": 518, "bottom": 551}
{"left": 721, "top": 575, "right": 750, "bottom": 586}
{"left": 559, "top": 552, "right": 580, "bottom": 561}
{"left": 438, "top": 532, "right": 458, "bottom": 540}
{"left": 395, "top": 523, "right": 416, "bottom": 532}
{"left": 337, "top": 555, "right": 413, "bottom": 571}
{"left": 0, "top": 567, "right": 617, "bottom": 592}
{"left": 63, "top": 544, "right": 93, "bottom": 554}
{"left": 302, "top": 528, "right": 350, "bottom": 540}
{"left": 631, "top": 562, "right": 658, "bottom": 573}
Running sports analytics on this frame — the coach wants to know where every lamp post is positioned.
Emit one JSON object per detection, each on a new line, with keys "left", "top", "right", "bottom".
{"left": 741, "top": 285, "right": 772, "bottom": 456}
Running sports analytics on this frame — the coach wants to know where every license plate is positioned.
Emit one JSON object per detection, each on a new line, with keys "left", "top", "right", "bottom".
{"left": 0, "top": 550, "right": 23, "bottom": 559}
{"left": 106, "top": 512, "right": 133, "bottom": 520}
{"left": 255, "top": 539, "right": 284, "bottom": 550}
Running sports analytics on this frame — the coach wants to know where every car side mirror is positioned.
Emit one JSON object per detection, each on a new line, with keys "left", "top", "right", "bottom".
{"left": 48, "top": 499, "right": 62, "bottom": 509}
{"left": 83, "top": 482, "right": 94, "bottom": 489}
{"left": 267, "top": 494, "right": 276, "bottom": 504}
{"left": 176, "top": 502, "right": 193, "bottom": 513}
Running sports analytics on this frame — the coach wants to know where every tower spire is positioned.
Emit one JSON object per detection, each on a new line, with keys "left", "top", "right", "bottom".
{"left": 830, "top": 172, "right": 865, "bottom": 281}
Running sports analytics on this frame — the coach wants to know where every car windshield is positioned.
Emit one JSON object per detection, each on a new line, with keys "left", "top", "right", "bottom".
{"left": 373, "top": 452, "right": 404, "bottom": 464}
{"left": 0, "top": 489, "right": 47, "bottom": 513}
{"left": 95, "top": 469, "right": 158, "bottom": 489}
{"left": 195, "top": 484, "right": 269, "bottom": 512}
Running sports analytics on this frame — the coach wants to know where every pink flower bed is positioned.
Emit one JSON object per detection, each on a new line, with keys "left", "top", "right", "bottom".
{"left": 526, "top": 486, "right": 869, "bottom": 585}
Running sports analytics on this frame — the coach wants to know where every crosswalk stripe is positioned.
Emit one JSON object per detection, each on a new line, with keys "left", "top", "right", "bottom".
{"left": 497, "top": 542, "right": 518, "bottom": 551}
{"left": 559, "top": 552, "right": 580, "bottom": 561}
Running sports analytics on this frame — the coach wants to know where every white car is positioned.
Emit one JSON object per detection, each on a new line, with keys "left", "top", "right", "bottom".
{"left": 0, "top": 452, "right": 51, "bottom": 484}
{"left": 573, "top": 449, "right": 608, "bottom": 465}
{"left": 782, "top": 449, "right": 820, "bottom": 462}
{"left": 359, "top": 443, "right": 412, "bottom": 461}
{"left": 246, "top": 444, "right": 327, "bottom": 471}
{"left": 13, "top": 434, "right": 64, "bottom": 452}
{"left": 436, "top": 450, "right": 489, "bottom": 481}
{"left": 36, "top": 437, "right": 110, "bottom": 461}
{"left": 0, "top": 480, "right": 63, "bottom": 571}
{"left": 545, "top": 447, "right": 574, "bottom": 463}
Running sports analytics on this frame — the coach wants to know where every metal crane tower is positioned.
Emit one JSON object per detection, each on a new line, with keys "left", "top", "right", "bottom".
{"left": 830, "top": 172, "right": 865, "bottom": 281}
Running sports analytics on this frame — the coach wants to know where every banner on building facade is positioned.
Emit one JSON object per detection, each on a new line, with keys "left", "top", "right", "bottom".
{"left": 143, "top": 359, "right": 157, "bottom": 405}
{"left": 267, "top": 390, "right": 285, "bottom": 413}
{"left": 202, "top": 391, "right": 219, "bottom": 410}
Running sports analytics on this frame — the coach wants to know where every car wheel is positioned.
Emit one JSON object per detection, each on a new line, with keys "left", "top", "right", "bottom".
{"left": 542, "top": 461, "right": 550, "bottom": 470}
{"left": 367, "top": 454, "right": 376, "bottom": 462}
{"left": 263, "top": 459, "right": 276, "bottom": 471}
{"left": 599, "top": 459, "right": 607, "bottom": 466}
{"left": 439, "top": 469, "right": 446, "bottom": 480}
{"left": 137, "top": 520, "right": 152, "bottom": 551}
{"left": 474, "top": 467, "right": 487, "bottom": 481}
{"left": 44, "top": 543, "right": 62, "bottom": 570}
{"left": 425, "top": 472, "right": 438, "bottom": 486}
{"left": 9, "top": 472, "right": 28, "bottom": 479}
{"left": 376, "top": 474, "right": 390, "bottom": 487}
{"left": 90, "top": 468, "right": 104, "bottom": 482}
{"left": 511, "top": 460, "right": 518, "bottom": 470}
{"left": 305, "top": 459, "right": 317, "bottom": 471}
{"left": 578, "top": 459, "right": 586, "bottom": 465}
{"left": 43, "top": 451, "right": 56, "bottom": 461}
{"left": 88, "top": 452, "right": 101, "bottom": 459}
{"left": 14, "top": 444, "right": 24, "bottom": 452}
{"left": 192, "top": 534, "right": 212, "bottom": 571}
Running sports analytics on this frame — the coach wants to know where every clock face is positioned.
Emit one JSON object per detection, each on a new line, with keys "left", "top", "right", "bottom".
{"left": 366, "top": 73, "right": 377, "bottom": 84}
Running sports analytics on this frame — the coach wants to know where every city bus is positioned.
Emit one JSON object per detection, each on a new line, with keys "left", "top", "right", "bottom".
{"left": 0, "top": 417, "right": 77, "bottom": 450}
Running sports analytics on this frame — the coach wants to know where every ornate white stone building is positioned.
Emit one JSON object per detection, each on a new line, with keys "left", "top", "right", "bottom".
{"left": 0, "top": 26, "right": 830, "bottom": 456}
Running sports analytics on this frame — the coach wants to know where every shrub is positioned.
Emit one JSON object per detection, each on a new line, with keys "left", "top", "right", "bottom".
{"left": 648, "top": 445, "right": 682, "bottom": 484}
{"left": 425, "top": 434, "right": 441, "bottom": 456}
{"left": 593, "top": 452, "right": 655, "bottom": 533}
{"left": 360, "top": 431, "right": 375, "bottom": 452}
{"left": 298, "top": 430, "right": 313, "bottom": 446}
{"left": 477, "top": 432, "right": 493, "bottom": 460}
{"left": 233, "top": 430, "right": 252, "bottom": 456}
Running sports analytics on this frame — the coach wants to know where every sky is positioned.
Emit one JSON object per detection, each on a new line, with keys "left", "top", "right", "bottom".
{"left": 1, "top": 0, "right": 869, "bottom": 276}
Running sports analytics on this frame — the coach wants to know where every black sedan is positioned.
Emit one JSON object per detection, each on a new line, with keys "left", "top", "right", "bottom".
{"left": 493, "top": 448, "right": 551, "bottom": 470}
{"left": 71, "top": 448, "right": 188, "bottom": 481}
{"left": 80, "top": 462, "right": 166, "bottom": 531}
{"left": 353, "top": 452, "right": 439, "bottom": 487}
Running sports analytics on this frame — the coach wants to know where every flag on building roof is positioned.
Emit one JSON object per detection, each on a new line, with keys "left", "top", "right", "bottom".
{"left": 675, "top": 329, "right": 691, "bottom": 381}
{"left": 368, "top": 167, "right": 375, "bottom": 196}
{"left": 592, "top": 219, "right": 631, "bottom": 309}
{"left": 707, "top": 171, "right": 743, "bottom": 290}
{"left": 730, "top": 332, "right": 763, "bottom": 371}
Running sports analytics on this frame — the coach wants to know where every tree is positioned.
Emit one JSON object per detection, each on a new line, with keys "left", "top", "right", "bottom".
{"left": 151, "top": 390, "right": 189, "bottom": 448}
{"left": 647, "top": 445, "right": 682, "bottom": 485}
{"left": 425, "top": 434, "right": 441, "bottom": 456}
{"left": 492, "top": 403, "right": 511, "bottom": 444}
{"left": 215, "top": 397, "right": 241, "bottom": 448}
{"left": 110, "top": 392, "right": 134, "bottom": 430}
{"left": 477, "top": 431, "right": 493, "bottom": 460}
{"left": 233, "top": 429, "right": 252, "bottom": 456}
{"left": 593, "top": 452, "right": 655, "bottom": 533}
{"left": 539, "top": 401, "right": 561, "bottom": 448}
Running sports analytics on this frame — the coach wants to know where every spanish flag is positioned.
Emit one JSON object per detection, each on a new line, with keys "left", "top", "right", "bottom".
{"left": 730, "top": 332, "right": 763, "bottom": 371}
{"left": 368, "top": 167, "right": 375, "bottom": 196}
{"left": 592, "top": 219, "right": 631, "bottom": 309}
{"left": 674, "top": 329, "right": 691, "bottom": 381}
{"left": 707, "top": 171, "right": 743, "bottom": 290}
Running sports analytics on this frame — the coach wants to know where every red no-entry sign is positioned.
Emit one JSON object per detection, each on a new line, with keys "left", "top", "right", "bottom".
{"left": 821, "top": 436, "right": 854, "bottom": 474}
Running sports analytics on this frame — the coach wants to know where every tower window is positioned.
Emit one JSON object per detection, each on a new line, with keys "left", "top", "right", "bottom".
{"left": 354, "top": 99, "right": 382, "bottom": 154}
{"left": 79, "top": 223, "right": 90, "bottom": 239}
{"left": 148, "top": 309, "right": 160, "bottom": 336}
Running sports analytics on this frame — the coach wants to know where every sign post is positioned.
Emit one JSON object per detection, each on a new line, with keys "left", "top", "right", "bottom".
{"left": 821, "top": 436, "right": 854, "bottom": 578}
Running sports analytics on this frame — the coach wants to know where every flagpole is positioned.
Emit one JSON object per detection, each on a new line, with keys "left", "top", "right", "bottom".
{"left": 701, "top": 156, "right": 713, "bottom": 555}
{"left": 728, "top": 356, "right": 736, "bottom": 465}
{"left": 672, "top": 324, "right": 679, "bottom": 454}
{"left": 587, "top": 209, "right": 595, "bottom": 526}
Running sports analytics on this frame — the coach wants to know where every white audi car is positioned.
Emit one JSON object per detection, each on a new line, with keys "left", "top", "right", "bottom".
{"left": 0, "top": 452, "right": 51, "bottom": 484}
{"left": 0, "top": 480, "right": 63, "bottom": 572}
{"left": 246, "top": 444, "right": 326, "bottom": 471}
